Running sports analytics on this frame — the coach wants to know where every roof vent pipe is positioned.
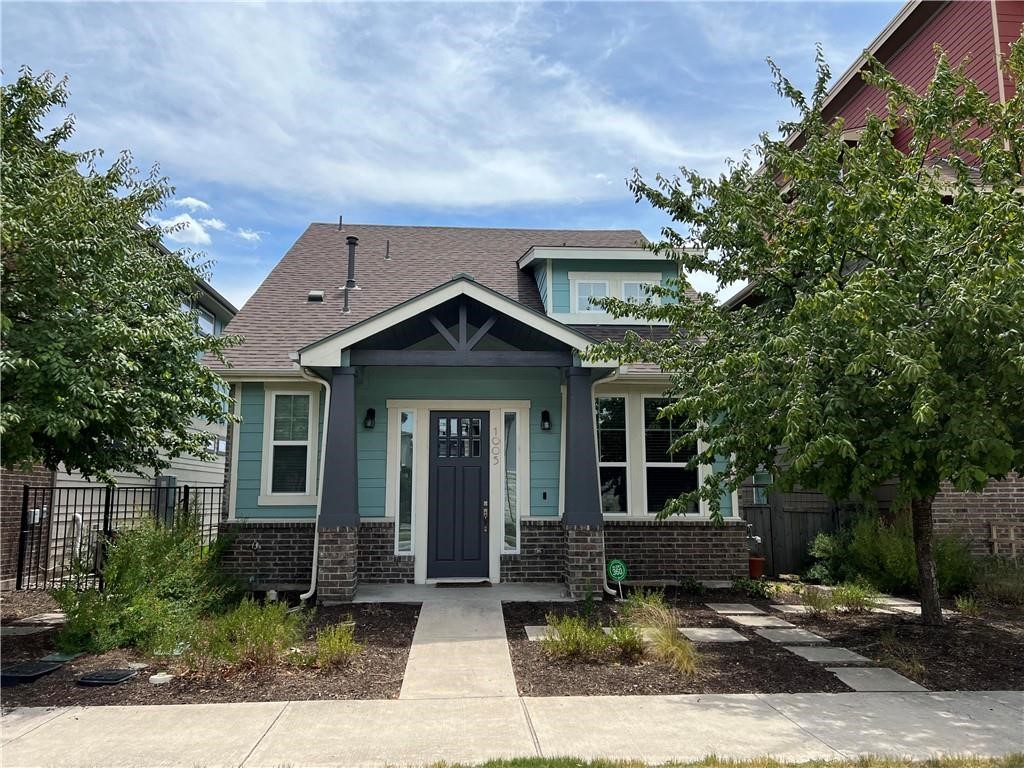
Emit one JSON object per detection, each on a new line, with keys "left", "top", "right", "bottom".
{"left": 384, "top": 239, "right": 390, "bottom": 260}
{"left": 337, "top": 214, "right": 343, "bottom": 231}
{"left": 342, "top": 235, "right": 359, "bottom": 315}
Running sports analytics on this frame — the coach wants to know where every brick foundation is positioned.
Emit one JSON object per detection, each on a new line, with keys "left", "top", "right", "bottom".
{"left": 218, "top": 521, "right": 315, "bottom": 590}
{"left": 317, "top": 526, "right": 359, "bottom": 603}
{"left": 501, "top": 519, "right": 565, "bottom": 582}
{"left": 358, "top": 520, "right": 414, "bottom": 583}
{"left": 564, "top": 525, "right": 605, "bottom": 599}
{"left": 603, "top": 519, "right": 748, "bottom": 582}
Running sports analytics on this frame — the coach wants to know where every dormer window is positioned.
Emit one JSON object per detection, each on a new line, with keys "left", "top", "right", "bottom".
{"left": 575, "top": 280, "right": 609, "bottom": 312}
{"left": 622, "top": 280, "right": 657, "bottom": 302}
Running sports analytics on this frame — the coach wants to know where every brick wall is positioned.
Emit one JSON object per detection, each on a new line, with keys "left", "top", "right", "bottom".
{"left": 501, "top": 519, "right": 565, "bottom": 582}
{"left": 932, "top": 474, "right": 1024, "bottom": 557}
{"left": 564, "top": 525, "right": 605, "bottom": 599}
{"left": 603, "top": 519, "right": 747, "bottom": 582}
{"left": 358, "top": 520, "right": 414, "bottom": 583}
{"left": 318, "top": 526, "right": 358, "bottom": 603}
{"left": 1, "top": 466, "right": 55, "bottom": 590}
{"left": 218, "top": 520, "right": 315, "bottom": 590}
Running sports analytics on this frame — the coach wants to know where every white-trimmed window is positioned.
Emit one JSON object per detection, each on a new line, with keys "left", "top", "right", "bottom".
{"left": 595, "top": 396, "right": 628, "bottom": 513}
{"left": 575, "top": 280, "right": 608, "bottom": 312}
{"left": 197, "top": 307, "right": 216, "bottom": 336}
{"left": 752, "top": 469, "right": 772, "bottom": 505}
{"left": 642, "top": 396, "right": 698, "bottom": 514}
{"left": 622, "top": 280, "right": 657, "bottom": 302}
{"left": 396, "top": 410, "right": 415, "bottom": 553}
{"left": 502, "top": 410, "right": 520, "bottom": 553}
{"left": 260, "top": 389, "right": 318, "bottom": 505}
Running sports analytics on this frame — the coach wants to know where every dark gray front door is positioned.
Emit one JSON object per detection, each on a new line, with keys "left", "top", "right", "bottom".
{"left": 427, "top": 411, "right": 489, "bottom": 579}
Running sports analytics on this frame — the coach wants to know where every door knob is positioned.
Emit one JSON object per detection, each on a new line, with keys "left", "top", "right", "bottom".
{"left": 482, "top": 500, "right": 489, "bottom": 533}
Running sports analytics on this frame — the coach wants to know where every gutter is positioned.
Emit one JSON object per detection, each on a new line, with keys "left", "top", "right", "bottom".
{"left": 297, "top": 365, "right": 331, "bottom": 603}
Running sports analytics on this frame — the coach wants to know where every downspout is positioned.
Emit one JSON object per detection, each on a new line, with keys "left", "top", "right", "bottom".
{"left": 298, "top": 365, "right": 331, "bottom": 603}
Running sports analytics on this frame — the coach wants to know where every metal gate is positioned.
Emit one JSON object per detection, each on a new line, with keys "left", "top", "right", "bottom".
{"left": 744, "top": 490, "right": 854, "bottom": 576}
{"left": 15, "top": 484, "right": 222, "bottom": 591}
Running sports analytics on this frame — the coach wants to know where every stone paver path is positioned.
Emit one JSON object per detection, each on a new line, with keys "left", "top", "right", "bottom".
{"left": 784, "top": 646, "right": 870, "bottom": 664}
{"left": 827, "top": 667, "right": 928, "bottom": 692}
{"left": 0, "top": 626, "right": 47, "bottom": 637}
{"left": 755, "top": 627, "right": 828, "bottom": 644}
{"left": 726, "top": 615, "right": 794, "bottom": 628}
{"left": 680, "top": 627, "right": 748, "bottom": 643}
{"left": 771, "top": 603, "right": 811, "bottom": 614}
{"left": 706, "top": 603, "right": 765, "bottom": 615}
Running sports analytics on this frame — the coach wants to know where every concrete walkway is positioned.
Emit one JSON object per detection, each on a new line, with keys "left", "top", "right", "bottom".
{"left": 3, "top": 691, "right": 1022, "bottom": 767}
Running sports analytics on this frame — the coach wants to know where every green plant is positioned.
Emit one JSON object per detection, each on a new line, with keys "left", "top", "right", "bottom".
{"left": 677, "top": 576, "right": 707, "bottom": 596}
{"left": 620, "top": 587, "right": 667, "bottom": 624}
{"left": 190, "top": 598, "right": 307, "bottom": 674}
{"left": 632, "top": 603, "right": 698, "bottom": 676}
{"left": 805, "top": 512, "right": 976, "bottom": 598}
{"left": 53, "top": 516, "right": 236, "bottom": 654}
{"left": 830, "top": 582, "right": 879, "bottom": 613}
{"left": 799, "top": 586, "right": 835, "bottom": 616}
{"left": 540, "top": 613, "right": 611, "bottom": 662}
{"left": 879, "top": 629, "right": 925, "bottom": 681}
{"left": 606, "top": 622, "right": 645, "bottom": 663}
{"left": 975, "top": 558, "right": 1024, "bottom": 606}
{"left": 954, "top": 595, "right": 982, "bottom": 617}
{"left": 314, "top": 620, "right": 363, "bottom": 668}
{"left": 733, "top": 577, "right": 777, "bottom": 600}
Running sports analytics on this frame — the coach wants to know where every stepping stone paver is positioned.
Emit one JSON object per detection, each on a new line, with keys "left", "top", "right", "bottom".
{"left": 40, "top": 652, "right": 83, "bottom": 663}
{"left": 524, "top": 625, "right": 554, "bottom": 641}
{"left": 771, "top": 604, "right": 811, "bottom": 614}
{"left": 888, "top": 605, "right": 956, "bottom": 616}
{"left": 19, "top": 612, "right": 66, "bottom": 625}
{"left": 706, "top": 603, "right": 765, "bottom": 615}
{"left": 701, "top": 580, "right": 733, "bottom": 589}
{"left": 727, "top": 615, "right": 795, "bottom": 628}
{"left": 0, "top": 625, "right": 48, "bottom": 637}
{"left": 755, "top": 628, "right": 828, "bottom": 644}
{"left": 827, "top": 666, "right": 927, "bottom": 692}
{"left": 680, "top": 627, "right": 748, "bottom": 643}
{"left": 784, "top": 646, "right": 870, "bottom": 664}
{"left": 875, "top": 596, "right": 918, "bottom": 607}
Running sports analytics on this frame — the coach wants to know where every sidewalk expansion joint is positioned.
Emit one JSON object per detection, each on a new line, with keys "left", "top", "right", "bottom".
{"left": 753, "top": 693, "right": 849, "bottom": 760}
{"left": 238, "top": 701, "right": 289, "bottom": 768}
{"left": 520, "top": 698, "right": 543, "bottom": 757}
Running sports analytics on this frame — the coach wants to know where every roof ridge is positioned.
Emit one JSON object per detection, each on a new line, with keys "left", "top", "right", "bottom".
{"left": 309, "top": 222, "right": 644, "bottom": 233}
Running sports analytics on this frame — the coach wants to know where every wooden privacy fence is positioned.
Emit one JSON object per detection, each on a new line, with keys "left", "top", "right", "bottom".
{"left": 743, "top": 489, "right": 854, "bottom": 577}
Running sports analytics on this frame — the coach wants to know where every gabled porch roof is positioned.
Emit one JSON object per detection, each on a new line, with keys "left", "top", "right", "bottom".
{"left": 298, "top": 276, "right": 610, "bottom": 368}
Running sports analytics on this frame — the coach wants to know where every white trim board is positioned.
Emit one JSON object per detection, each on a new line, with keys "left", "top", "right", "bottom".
{"left": 258, "top": 385, "right": 320, "bottom": 507}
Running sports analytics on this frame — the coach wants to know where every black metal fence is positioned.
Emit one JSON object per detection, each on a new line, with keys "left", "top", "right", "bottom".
{"left": 15, "top": 484, "right": 222, "bottom": 591}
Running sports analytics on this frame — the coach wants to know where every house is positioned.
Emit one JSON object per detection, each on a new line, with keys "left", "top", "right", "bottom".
{"left": 0, "top": 277, "right": 237, "bottom": 591}
{"left": 726, "top": 0, "right": 1024, "bottom": 564}
{"left": 214, "top": 224, "right": 749, "bottom": 600}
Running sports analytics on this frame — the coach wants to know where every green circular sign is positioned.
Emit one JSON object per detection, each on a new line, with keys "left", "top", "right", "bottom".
{"left": 607, "top": 559, "right": 628, "bottom": 583}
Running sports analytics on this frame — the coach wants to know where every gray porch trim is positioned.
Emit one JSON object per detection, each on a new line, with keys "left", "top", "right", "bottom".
{"left": 349, "top": 349, "right": 573, "bottom": 366}
{"left": 320, "top": 367, "right": 359, "bottom": 529}
{"left": 562, "top": 366, "right": 605, "bottom": 528}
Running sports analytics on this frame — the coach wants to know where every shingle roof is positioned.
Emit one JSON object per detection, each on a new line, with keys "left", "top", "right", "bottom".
{"left": 218, "top": 223, "right": 646, "bottom": 370}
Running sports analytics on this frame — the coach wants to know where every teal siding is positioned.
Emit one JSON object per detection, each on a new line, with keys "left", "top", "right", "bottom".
{"left": 712, "top": 454, "right": 734, "bottom": 516}
{"left": 533, "top": 264, "right": 550, "bottom": 312}
{"left": 233, "top": 382, "right": 324, "bottom": 519}
{"left": 550, "top": 259, "right": 677, "bottom": 313}
{"left": 356, "top": 367, "right": 563, "bottom": 518}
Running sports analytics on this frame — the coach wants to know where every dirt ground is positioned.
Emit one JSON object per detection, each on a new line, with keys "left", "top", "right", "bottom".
{"left": 1, "top": 602, "right": 419, "bottom": 708}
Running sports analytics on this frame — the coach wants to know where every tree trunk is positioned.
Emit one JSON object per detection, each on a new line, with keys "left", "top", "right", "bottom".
{"left": 910, "top": 494, "right": 943, "bottom": 627}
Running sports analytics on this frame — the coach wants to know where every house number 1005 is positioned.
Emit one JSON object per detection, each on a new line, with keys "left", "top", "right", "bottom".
{"left": 491, "top": 426, "right": 500, "bottom": 465}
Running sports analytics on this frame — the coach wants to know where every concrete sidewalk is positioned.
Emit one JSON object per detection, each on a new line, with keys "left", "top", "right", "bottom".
{"left": 3, "top": 691, "right": 1022, "bottom": 767}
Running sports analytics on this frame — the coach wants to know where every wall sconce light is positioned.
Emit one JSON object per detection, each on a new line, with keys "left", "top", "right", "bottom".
{"left": 363, "top": 408, "right": 376, "bottom": 429}
{"left": 540, "top": 410, "right": 551, "bottom": 431}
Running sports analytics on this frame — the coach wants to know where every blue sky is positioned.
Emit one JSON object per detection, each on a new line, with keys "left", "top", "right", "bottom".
{"left": 3, "top": 1, "right": 899, "bottom": 309}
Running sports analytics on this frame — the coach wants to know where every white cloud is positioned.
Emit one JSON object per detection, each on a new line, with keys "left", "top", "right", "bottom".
{"left": 199, "top": 217, "right": 227, "bottom": 231}
{"left": 171, "top": 196, "right": 211, "bottom": 212}
{"left": 236, "top": 228, "right": 262, "bottom": 242}
{"left": 151, "top": 213, "right": 212, "bottom": 245}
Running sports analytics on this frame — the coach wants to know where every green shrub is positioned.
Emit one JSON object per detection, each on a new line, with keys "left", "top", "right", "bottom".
{"left": 805, "top": 511, "right": 976, "bottom": 597}
{"left": 733, "top": 577, "right": 777, "bottom": 600}
{"left": 975, "top": 558, "right": 1024, "bottom": 606}
{"left": 53, "top": 515, "right": 236, "bottom": 654}
{"left": 879, "top": 629, "right": 925, "bottom": 681}
{"left": 315, "top": 621, "right": 363, "bottom": 668}
{"left": 830, "top": 582, "right": 879, "bottom": 613}
{"left": 606, "top": 622, "right": 645, "bottom": 663}
{"left": 677, "top": 576, "right": 707, "bottom": 596}
{"left": 954, "top": 595, "right": 982, "bottom": 617}
{"left": 799, "top": 586, "right": 835, "bottom": 616}
{"left": 540, "top": 613, "right": 610, "bottom": 661}
{"left": 633, "top": 603, "right": 698, "bottom": 676}
{"left": 190, "top": 598, "right": 307, "bottom": 674}
{"left": 620, "top": 587, "right": 667, "bottom": 624}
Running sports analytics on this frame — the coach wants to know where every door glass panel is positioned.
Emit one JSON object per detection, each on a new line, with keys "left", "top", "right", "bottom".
{"left": 503, "top": 412, "right": 518, "bottom": 551}
{"left": 438, "top": 439, "right": 448, "bottom": 458}
{"left": 397, "top": 411, "right": 415, "bottom": 552}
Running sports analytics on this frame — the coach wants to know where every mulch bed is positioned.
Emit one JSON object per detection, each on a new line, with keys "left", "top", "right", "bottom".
{"left": 784, "top": 609, "right": 1024, "bottom": 691}
{"left": 0, "top": 590, "right": 60, "bottom": 624}
{"left": 503, "top": 599, "right": 848, "bottom": 697}
{"left": 1, "top": 603, "right": 419, "bottom": 708}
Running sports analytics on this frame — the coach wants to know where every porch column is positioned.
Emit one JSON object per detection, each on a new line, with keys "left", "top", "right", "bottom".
{"left": 563, "top": 366, "right": 605, "bottom": 599}
{"left": 318, "top": 366, "right": 359, "bottom": 603}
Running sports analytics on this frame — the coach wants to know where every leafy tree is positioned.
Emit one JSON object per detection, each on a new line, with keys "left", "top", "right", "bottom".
{"left": 2, "top": 70, "right": 239, "bottom": 481}
{"left": 589, "top": 41, "right": 1024, "bottom": 626}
